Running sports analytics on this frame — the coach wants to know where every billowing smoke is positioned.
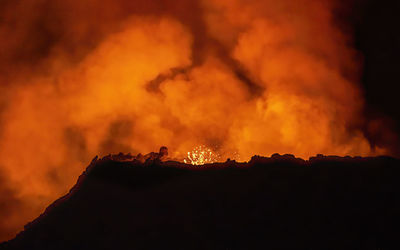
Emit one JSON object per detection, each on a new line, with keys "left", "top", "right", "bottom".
{"left": 0, "top": 0, "right": 395, "bottom": 241}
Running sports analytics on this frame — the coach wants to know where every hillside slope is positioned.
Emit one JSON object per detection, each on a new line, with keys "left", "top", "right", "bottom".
{"left": 1, "top": 154, "right": 400, "bottom": 249}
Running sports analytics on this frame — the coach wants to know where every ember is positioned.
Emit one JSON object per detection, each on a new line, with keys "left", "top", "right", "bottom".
{"left": 184, "top": 146, "right": 220, "bottom": 165}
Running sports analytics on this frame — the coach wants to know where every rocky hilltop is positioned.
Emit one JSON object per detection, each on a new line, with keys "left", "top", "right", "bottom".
{"left": 1, "top": 153, "right": 400, "bottom": 249}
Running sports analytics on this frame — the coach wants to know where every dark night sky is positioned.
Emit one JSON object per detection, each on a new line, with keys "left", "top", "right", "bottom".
{"left": 351, "top": 0, "right": 400, "bottom": 153}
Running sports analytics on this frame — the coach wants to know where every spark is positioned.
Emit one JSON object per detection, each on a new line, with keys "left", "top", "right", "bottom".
{"left": 183, "top": 145, "right": 220, "bottom": 165}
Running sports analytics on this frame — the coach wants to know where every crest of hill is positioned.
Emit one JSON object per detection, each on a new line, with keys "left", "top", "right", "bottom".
{"left": 1, "top": 153, "right": 400, "bottom": 250}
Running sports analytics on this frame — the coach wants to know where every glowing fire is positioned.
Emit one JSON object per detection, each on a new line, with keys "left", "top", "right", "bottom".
{"left": 184, "top": 146, "right": 220, "bottom": 165}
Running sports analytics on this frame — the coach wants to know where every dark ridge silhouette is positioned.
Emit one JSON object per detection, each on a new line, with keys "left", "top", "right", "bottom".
{"left": 1, "top": 153, "right": 400, "bottom": 250}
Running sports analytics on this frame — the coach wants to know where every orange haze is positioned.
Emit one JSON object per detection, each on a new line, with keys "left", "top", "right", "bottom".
{"left": 0, "top": 0, "right": 392, "bottom": 241}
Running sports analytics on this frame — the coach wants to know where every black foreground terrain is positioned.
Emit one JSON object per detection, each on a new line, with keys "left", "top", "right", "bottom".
{"left": 1, "top": 154, "right": 400, "bottom": 250}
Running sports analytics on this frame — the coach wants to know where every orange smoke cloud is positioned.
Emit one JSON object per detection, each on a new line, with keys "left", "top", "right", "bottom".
{"left": 0, "top": 0, "right": 393, "bottom": 242}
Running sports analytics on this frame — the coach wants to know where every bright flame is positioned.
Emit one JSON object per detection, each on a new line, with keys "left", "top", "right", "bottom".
{"left": 184, "top": 146, "right": 220, "bottom": 165}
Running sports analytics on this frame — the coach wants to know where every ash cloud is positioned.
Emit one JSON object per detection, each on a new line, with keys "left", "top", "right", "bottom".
{"left": 0, "top": 170, "right": 27, "bottom": 241}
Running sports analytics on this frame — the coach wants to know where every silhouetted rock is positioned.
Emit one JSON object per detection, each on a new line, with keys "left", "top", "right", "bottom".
{"left": 99, "top": 147, "right": 170, "bottom": 165}
{"left": 159, "top": 146, "right": 168, "bottom": 159}
{"left": 134, "top": 153, "right": 145, "bottom": 163}
{"left": 142, "top": 146, "right": 170, "bottom": 164}
{"left": 249, "top": 153, "right": 306, "bottom": 165}
{"left": 1, "top": 155, "right": 400, "bottom": 250}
